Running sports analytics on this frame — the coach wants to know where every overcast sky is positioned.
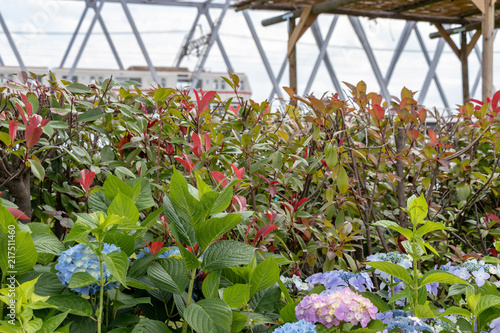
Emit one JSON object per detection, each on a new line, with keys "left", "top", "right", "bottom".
{"left": 1, "top": 0, "right": 499, "bottom": 113}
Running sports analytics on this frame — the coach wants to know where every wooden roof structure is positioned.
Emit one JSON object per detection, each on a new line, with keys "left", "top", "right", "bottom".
{"left": 234, "top": 0, "right": 498, "bottom": 102}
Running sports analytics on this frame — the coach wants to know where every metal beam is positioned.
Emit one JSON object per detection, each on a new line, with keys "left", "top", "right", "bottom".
{"left": 418, "top": 38, "right": 445, "bottom": 104}
{"left": 203, "top": 7, "right": 234, "bottom": 73}
{"left": 243, "top": 11, "right": 283, "bottom": 100}
{"left": 174, "top": 8, "right": 202, "bottom": 67}
{"left": 414, "top": 25, "right": 449, "bottom": 109}
{"left": 349, "top": 16, "right": 391, "bottom": 102}
{"left": 269, "top": 55, "right": 288, "bottom": 100}
{"left": 95, "top": 4, "right": 124, "bottom": 69}
{"left": 60, "top": 5, "right": 89, "bottom": 68}
{"left": 384, "top": 21, "right": 415, "bottom": 85}
{"left": 306, "top": 18, "right": 345, "bottom": 100}
{"left": 120, "top": 0, "right": 161, "bottom": 84}
{"left": 191, "top": 0, "right": 230, "bottom": 89}
{"left": 74, "top": 0, "right": 227, "bottom": 9}
{"left": 68, "top": 0, "right": 105, "bottom": 79}
{"left": 0, "top": 11, "right": 26, "bottom": 71}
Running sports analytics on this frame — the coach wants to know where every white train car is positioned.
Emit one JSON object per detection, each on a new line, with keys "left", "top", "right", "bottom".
{"left": 0, "top": 66, "right": 251, "bottom": 102}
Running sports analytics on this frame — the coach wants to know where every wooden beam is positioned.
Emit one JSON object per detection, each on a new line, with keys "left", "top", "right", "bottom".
{"left": 461, "top": 31, "right": 470, "bottom": 103}
{"left": 482, "top": 0, "right": 496, "bottom": 100}
{"left": 435, "top": 23, "right": 461, "bottom": 57}
{"left": 392, "top": 0, "right": 443, "bottom": 13}
{"left": 262, "top": 0, "right": 361, "bottom": 26}
{"left": 471, "top": 0, "right": 486, "bottom": 13}
{"left": 287, "top": 6, "right": 318, "bottom": 56}
{"left": 429, "top": 17, "right": 500, "bottom": 38}
{"left": 288, "top": 18, "right": 297, "bottom": 93}
{"left": 467, "top": 29, "right": 482, "bottom": 56}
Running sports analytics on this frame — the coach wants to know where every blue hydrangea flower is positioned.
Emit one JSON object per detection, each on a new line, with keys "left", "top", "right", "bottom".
{"left": 280, "top": 275, "right": 314, "bottom": 292}
{"left": 305, "top": 270, "right": 373, "bottom": 293}
{"left": 376, "top": 311, "right": 434, "bottom": 333}
{"left": 55, "top": 243, "right": 122, "bottom": 296}
{"left": 490, "top": 317, "right": 500, "bottom": 333}
{"left": 273, "top": 319, "right": 316, "bottom": 333}
{"left": 136, "top": 246, "right": 181, "bottom": 260}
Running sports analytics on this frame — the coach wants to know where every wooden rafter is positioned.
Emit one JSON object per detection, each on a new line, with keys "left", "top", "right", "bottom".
{"left": 392, "top": 0, "right": 444, "bottom": 13}
{"left": 435, "top": 23, "right": 461, "bottom": 57}
{"left": 287, "top": 6, "right": 318, "bottom": 56}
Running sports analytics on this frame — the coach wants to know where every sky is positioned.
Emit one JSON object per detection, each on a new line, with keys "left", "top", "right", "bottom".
{"left": 1, "top": 0, "right": 499, "bottom": 114}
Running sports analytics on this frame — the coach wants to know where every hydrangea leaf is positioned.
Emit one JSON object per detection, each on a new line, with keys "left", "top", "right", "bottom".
{"left": 32, "top": 233, "right": 65, "bottom": 256}
{"left": 108, "top": 191, "right": 139, "bottom": 224}
{"left": 202, "top": 272, "right": 220, "bottom": 299}
{"left": 249, "top": 257, "right": 279, "bottom": 296}
{"left": 46, "top": 294, "right": 93, "bottom": 317}
{"left": 201, "top": 240, "right": 255, "bottom": 271}
{"left": 38, "top": 310, "right": 70, "bottom": 333}
{"left": 230, "top": 311, "right": 248, "bottom": 333}
{"left": 68, "top": 272, "right": 98, "bottom": 289}
{"left": 131, "top": 318, "right": 171, "bottom": 333}
{"left": 103, "top": 251, "right": 129, "bottom": 288}
{"left": 223, "top": 284, "right": 251, "bottom": 308}
{"left": 184, "top": 298, "right": 232, "bottom": 333}
{"left": 147, "top": 258, "right": 189, "bottom": 294}
{"left": 407, "top": 194, "right": 428, "bottom": 227}
{"left": 196, "top": 214, "right": 243, "bottom": 251}
{"left": 249, "top": 285, "right": 280, "bottom": 312}
{"left": 364, "top": 261, "right": 412, "bottom": 285}
{"left": 279, "top": 301, "right": 299, "bottom": 323}
{"left": 169, "top": 169, "right": 204, "bottom": 228}
{"left": 420, "top": 271, "right": 469, "bottom": 287}
{"left": 64, "top": 221, "right": 92, "bottom": 243}
{"left": 0, "top": 227, "right": 38, "bottom": 276}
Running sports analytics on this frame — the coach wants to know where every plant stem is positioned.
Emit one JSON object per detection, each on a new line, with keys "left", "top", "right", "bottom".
{"left": 97, "top": 255, "right": 105, "bottom": 333}
{"left": 181, "top": 269, "right": 197, "bottom": 333}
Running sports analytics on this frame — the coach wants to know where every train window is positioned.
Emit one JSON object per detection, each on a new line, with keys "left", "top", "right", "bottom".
{"left": 130, "top": 78, "right": 142, "bottom": 87}
{"left": 161, "top": 78, "right": 166, "bottom": 87}
{"left": 177, "top": 80, "right": 189, "bottom": 89}
{"left": 240, "top": 80, "right": 244, "bottom": 91}
{"left": 196, "top": 80, "right": 202, "bottom": 89}
{"left": 213, "top": 80, "right": 218, "bottom": 89}
{"left": 90, "top": 76, "right": 95, "bottom": 83}
{"left": 0, "top": 74, "right": 4, "bottom": 83}
{"left": 98, "top": 77, "right": 103, "bottom": 85}
{"left": 221, "top": 80, "right": 226, "bottom": 90}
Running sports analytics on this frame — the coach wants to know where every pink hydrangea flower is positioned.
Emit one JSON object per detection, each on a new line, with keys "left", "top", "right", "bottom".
{"left": 295, "top": 287, "right": 378, "bottom": 328}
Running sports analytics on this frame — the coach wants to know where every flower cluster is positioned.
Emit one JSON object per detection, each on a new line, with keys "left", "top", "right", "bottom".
{"left": 136, "top": 247, "right": 181, "bottom": 260}
{"left": 306, "top": 270, "right": 374, "bottom": 293}
{"left": 273, "top": 319, "right": 317, "bottom": 333}
{"left": 296, "top": 287, "right": 377, "bottom": 328}
{"left": 280, "top": 275, "right": 314, "bottom": 292}
{"left": 376, "top": 310, "right": 434, "bottom": 333}
{"left": 489, "top": 317, "right": 500, "bottom": 333}
{"left": 439, "top": 260, "right": 500, "bottom": 287}
{"left": 55, "top": 243, "right": 122, "bottom": 295}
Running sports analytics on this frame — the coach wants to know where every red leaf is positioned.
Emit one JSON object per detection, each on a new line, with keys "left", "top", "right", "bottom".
{"left": 486, "top": 213, "right": 500, "bottom": 222}
{"left": 150, "top": 241, "right": 164, "bottom": 255}
{"left": 192, "top": 132, "right": 201, "bottom": 148}
{"left": 9, "top": 121, "right": 18, "bottom": 145}
{"left": 229, "top": 105, "right": 241, "bottom": 116}
{"left": 294, "top": 197, "right": 308, "bottom": 210}
{"left": 269, "top": 184, "right": 277, "bottom": 198}
{"left": 25, "top": 124, "right": 43, "bottom": 148}
{"left": 78, "top": 169, "right": 95, "bottom": 192}
{"left": 196, "top": 90, "right": 216, "bottom": 118}
{"left": 245, "top": 219, "right": 256, "bottom": 240}
{"left": 264, "top": 210, "right": 277, "bottom": 223}
{"left": 41, "top": 119, "right": 50, "bottom": 127}
{"left": 373, "top": 104, "right": 385, "bottom": 119}
{"left": 468, "top": 98, "right": 484, "bottom": 105}
{"left": 231, "top": 195, "right": 247, "bottom": 211}
{"left": 231, "top": 164, "right": 245, "bottom": 179}
{"left": 489, "top": 248, "right": 499, "bottom": 257}
{"left": 428, "top": 129, "right": 437, "bottom": 145}
{"left": 210, "top": 171, "right": 228, "bottom": 187}
{"left": 255, "top": 174, "right": 270, "bottom": 185}
{"left": 16, "top": 102, "right": 27, "bottom": 125}
{"left": 254, "top": 224, "right": 277, "bottom": 245}
{"left": 174, "top": 156, "right": 194, "bottom": 173}
{"left": 7, "top": 207, "right": 30, "bottom": 220}
{"left": 29, "top": 114, "right": 43, "bottom": 127}
{"left": 204, "top": 133, "right": 211, "bottom": 151}
{"left": 491, "top": 90, "right": 500, "bottom": 110}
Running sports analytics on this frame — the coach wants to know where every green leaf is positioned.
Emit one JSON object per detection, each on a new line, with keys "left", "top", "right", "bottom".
{"left": 103, "top": 232, "right": 135, "bottom": 256}
{"left": 196, "top": 214, "right": 243, "bottom": 250}
{"left": 249, "top": 285, "right": 281, "bottom": 312}
{"left": 202, "top": 272, "right": 220, "bottom": 299}
{"left": 414, "top": 304, "right": 436, "bottom": 318}
{"left": 372, "top": 220, "right": 413, "bottom": 240}
{"left": 77, "top": 107, "right": 103, "bottom": 122}
{"left": 64, "top": 220, "right": 92, "bottom": 243}
{"left": 249, "top": 257, "right": 279, "bottom": 296}
{"left": 324, "top": 143, "right": 338, "bottom": 169}
{"left": 147, "top": 258, "right": 189, "bottom": 294}
{"left": 184, "top": 298, "right": 233, "bottom": 333}
{"left": 68, "top": 272, "right": 98, "bottom": 288}
{"left": 125, "top": 277, "right": 156, "bottom": 290}
{"left": 170, "top": 169, "right": 204, "bottom": 227}
{"left": 475, "top": 295, "right": 500, "bottom": 317}
{"left": 0, "top": 228, "right": 38, "bottom": 275}
{"left": 223, "top": 284, "right": 251, "bottom": 308}
{"left": 38, "top": 310, "right": 70, "bottom": 333}
{"left": 0, "top": 203, "right": 16, "bottom": 232}
{"left": 407, "top": 194, "right": 428, "bottom": 226}
{"left": 420, "top": 271, "right": 469, "bottom": 286}
{"left": 280, "top": 301, "right": 298, "bottom": 323}
{"left": 30, "top": 159, "right": 45, "bottom": 180}
{"left": 230, "top": 312, "right": 248, "bottom": 333}
{"left": 415, "top": 221, "right": 448, "bottom": 237}
{"left": 32, "top": 233, "right": 65, "bottom": 255}
{"left": 103, "top": 174, "right": 134, "bottom": 201}
{"left": 201, "top": 183, "right": 233, "bottom": 216}
{"left": 337, "top": 166, "right": 349, "bottom": 194}
{"left": 365, "top": 261, "right": 412, "bottom": 285}
{"left": 202, "top": 240, "right": 255, "bottom": 271}
{"left": 360, "top": 292, "right": 390, "bottom": 312}
{"left": 67, "top": 82, "right": 91, "bottom": 94}
{"left": 163, "top": 195, "right": 196, "bottom": 247}
{"left": 46, "top": 294, "right": 93, "bottom": 316}
{"left": 108, "top": 191, "right": 139, "bottom": 224}
{"left": 103, "top": 251, "right": 129, "bottom": 287}
{"left": 131, "top": 178, "right": 156, "bottom": 210}
{"left": 131, "top": 318, "right": 171, "bottom": 333}
{"left": 439, "top": 306, "right": 472, "bottom": 318}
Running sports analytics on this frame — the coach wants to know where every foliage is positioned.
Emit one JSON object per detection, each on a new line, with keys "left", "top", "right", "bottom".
{"left": 1, "top": 72, "right": 500, "bottom": 332}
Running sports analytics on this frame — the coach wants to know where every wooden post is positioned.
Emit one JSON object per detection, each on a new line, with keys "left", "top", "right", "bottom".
{"left": 288, "top": 18, "right": 298, "bottom": 93}
{"left": 461, "top": 31, "right": 470, "bottom": 103}
{"left": 482, "top": 0, "right": 496, "bottom": 100}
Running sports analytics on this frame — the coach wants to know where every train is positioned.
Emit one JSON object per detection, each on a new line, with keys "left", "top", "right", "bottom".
{"left": 0, "top": 66, "right": 251, "bottom": 101}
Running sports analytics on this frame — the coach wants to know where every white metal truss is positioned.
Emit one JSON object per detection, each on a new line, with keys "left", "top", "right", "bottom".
{"left": 0, "top": 11, "right": 26, "bottom": 71}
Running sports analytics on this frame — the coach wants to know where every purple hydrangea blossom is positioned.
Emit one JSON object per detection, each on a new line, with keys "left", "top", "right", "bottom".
{"left": 472, "top": 267, "right": 490, "bottom": 287}
{"left": 305, "top": 270, "right": 373, "bottom": 292}
{"left": 273, "top": 319, "right": 316, "bottom": 333}
{"left": 490, "top": 317, "right": 500, "bottom": 333}
{"left": 425, "top": 282, "right": 439, "bottom": 297}
{"left": 55, "top": 242, "right": 122, "bottom": 296}
{"left": 296, "top": 287, "right": 377, "bottom": 328}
